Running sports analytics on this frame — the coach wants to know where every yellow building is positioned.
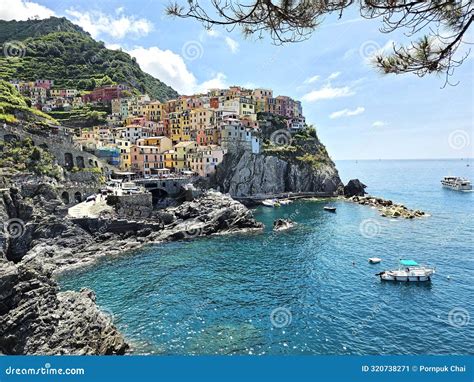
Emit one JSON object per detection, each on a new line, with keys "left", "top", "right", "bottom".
{"left": 174, "top": 141, "right": 198, "bottom": 170}
{"left": 136, "top": 136, "right": 173, "bottom": 153}
{"left": 116, "top": 139, "right": 132, "bottom": 170}
{"left": 170, "top": 111, "right": 191, "bottom": 144}
{"left": 190, "top": 108, "right": 215, "bottom": 132}
{"left": 143, "top": 101, "right": 163, "bottom": 122}
{"left": 164, "top": 150, "right": 177, "bottom": 170}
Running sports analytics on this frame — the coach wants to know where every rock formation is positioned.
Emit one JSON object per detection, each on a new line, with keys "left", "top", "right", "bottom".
{"left": 0, "top": 260, "right": 128, "bottom": 355}
{"left": 213, "top": 150, "right": 342, "bottom": 197}
{"left": 347, "top": 195, "right": 426, "bottom": 219}
{"left": 344, "top": 179, "right": 367, "bottom": 197}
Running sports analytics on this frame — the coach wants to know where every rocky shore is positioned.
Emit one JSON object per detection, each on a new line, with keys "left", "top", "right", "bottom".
{"left": 347, "top": 195, "right": 427, "bottom": 219}
{"left": 0, "top": 260, "right": 128, "bottom": 355}
{"left": 0, "top": 176, "right": 263, "bottom": 355}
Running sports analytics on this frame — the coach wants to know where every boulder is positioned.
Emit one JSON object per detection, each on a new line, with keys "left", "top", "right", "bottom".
{"left": 344, "top": 179, "right": 367, "bottom": 197}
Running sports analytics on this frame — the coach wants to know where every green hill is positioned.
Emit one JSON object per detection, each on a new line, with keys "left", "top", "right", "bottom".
{"left": 0, "top": 17, "right": 178, "bottom": 101}
{"left": 0, "top": 79, "right": 57, "bottom": 124}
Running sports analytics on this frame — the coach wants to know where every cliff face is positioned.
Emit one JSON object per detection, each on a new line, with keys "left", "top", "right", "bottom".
{"left": 0, "top": 261, "right": 128, "bottom": 355}
{"left": 213, "top": 133, "right": 343, "bottom": 197}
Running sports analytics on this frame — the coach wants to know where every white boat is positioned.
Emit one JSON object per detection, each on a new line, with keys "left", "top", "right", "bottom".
{"left": 279, "top": 199, "right": 293, "bottom": 205}
{"left": 377, "top": 259, "right": 435, "bottom": 282}
{"left": 441, "top": 176, "right": 472, "bottom": 191}
{"left": 368, "top": 257, "right": 382, "bottom": 264}
{"left": 262, "top": 199, "right": 280, "bottom": 207}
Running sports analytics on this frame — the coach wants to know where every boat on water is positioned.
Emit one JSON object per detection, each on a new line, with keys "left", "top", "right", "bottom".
{"left": 377, "top": 259, "right": 435, "bottom": 282}
{"left": 262, "top": 199, "right": 280, "bottom": 207}
{"left": 323, "top": 206, "right": 336, "bottom": 212}
{"left": 368, "top": 257, "right": 382, "bottom": 264}
{"left": 441, "top": 176, "right": 472, "bottom": 191}
{"left": 279, "top": 199, "right": 292, "bottom": 205}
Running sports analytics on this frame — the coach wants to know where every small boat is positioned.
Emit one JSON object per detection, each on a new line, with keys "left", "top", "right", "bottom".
{"left": 262, "top": 199, "right": 280, "bottom": 207}
{"left": 441, "top": 176, "right": 472, "bottom": 191}
{"left": 377, "top": 259, "right": 435, "bottom": 282}
{"left": 279, "top": 199, "right": 292, "bottom": 205}
{"left": 368, "top": 257, "right": 382, "bottom": 264}
{"left": 323, "top": 206, "right": 336, "bottom": 212}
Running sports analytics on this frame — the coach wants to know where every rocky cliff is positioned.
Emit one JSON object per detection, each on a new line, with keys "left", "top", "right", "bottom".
{"left": 213, "top": 131, "right": 343, "bottom": 197}
{"left": 0, "top": 260, "right": 128, "bottom": 355}
{"left": 0, "top": 171, "right": 263, "bottom": 354}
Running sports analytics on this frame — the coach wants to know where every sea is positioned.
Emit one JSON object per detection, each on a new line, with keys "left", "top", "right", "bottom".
{"left": 59, "top": 159, "right": 474, "bottom": 355}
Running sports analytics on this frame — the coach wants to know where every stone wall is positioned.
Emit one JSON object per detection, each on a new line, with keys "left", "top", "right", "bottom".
{"left": 107, "top": 193, "right": 153, "bottom": 219}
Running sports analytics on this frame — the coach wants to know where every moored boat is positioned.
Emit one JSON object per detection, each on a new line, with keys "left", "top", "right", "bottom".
{"left": 262, "top": 199, "right": 280, "bottom": 207}
{"left": 323, "top": 206, "right": 336, "bottom": 212}
{"left": 441, "top": 176, "right": 472, "bottom": 191}
{"left": 368, "top": 257, "right": 382, "bottom": 264}
{"left": 377, "top": 259, "right": 435, "bottom": 282}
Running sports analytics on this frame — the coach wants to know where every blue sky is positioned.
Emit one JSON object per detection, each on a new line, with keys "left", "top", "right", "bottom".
{"left": 1, "top": 0, "right": 473, "bottom": 160}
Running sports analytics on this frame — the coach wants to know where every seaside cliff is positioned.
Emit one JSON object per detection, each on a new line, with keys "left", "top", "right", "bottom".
{"left": 212, "top": 129, "right": 343, "bottom": 198}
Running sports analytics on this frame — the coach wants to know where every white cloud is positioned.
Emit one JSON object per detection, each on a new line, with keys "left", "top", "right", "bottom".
{"left": 128, "top": 46, "right": 227, "bottom": 95}
{"left": 329, "top": 107, "right": 365, "bottom": 119}
{"left": 327, "top": 72, "right": 341, "bottom": 80}
{"left": 372, "top": 120, "right": 387, "bottom": 127}
{"left": 65, "top": 9, "right": 153, "bottom": 39}
{"left": 302, "top": 85, "right": 355, "bottom": 102}
{"left": 224, "top": 36, "right": 239, "bottom": 54}
{"left": 206, "top": 29, "right": 220, "bottom": 37}
{"left": 196, "top": 73, "right": 228, "bottom": 93}
{"left": 304, "top": 75, "right": 320, "bottom": 84}
{"left": 0, "top": 0, "right": 55, "bottom": 20}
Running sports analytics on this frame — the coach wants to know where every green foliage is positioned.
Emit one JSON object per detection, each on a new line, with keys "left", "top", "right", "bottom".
{"left": 0, "top": 18, "right": 179, "bottom": 101}
{"left": 0, "top": 138, "right": 62, "bottom": 178}
{"left": 47, "top": 105, "right": 107, "bottom": 127}
{"left": 263, "top": 143, "right": 297, "bottom": 154}
{"left": 0, "top": 80, "right": 57, "bottom": 124}
{"left": 294, "top": 125, "right": 317, "bottom": 140}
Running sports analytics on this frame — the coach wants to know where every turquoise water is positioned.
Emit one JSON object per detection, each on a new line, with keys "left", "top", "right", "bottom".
{"left": 59, "top": 160, "right": 474, "bottom": 355}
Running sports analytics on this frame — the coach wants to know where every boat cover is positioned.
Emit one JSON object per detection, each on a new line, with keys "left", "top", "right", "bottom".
{"left": 400, "top": 259, "right": 418, "bottom": 266}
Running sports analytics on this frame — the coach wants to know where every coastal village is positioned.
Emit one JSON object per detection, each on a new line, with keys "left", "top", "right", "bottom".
{"left": 9, "top": 79, "right": 306, "bottom": 178}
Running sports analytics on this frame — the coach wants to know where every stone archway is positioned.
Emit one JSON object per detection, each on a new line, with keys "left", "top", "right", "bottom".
{"left": 74, "top": 191, "right": 82, "bottom": 203}
{"left": 88, "top": 158, "right": 94, "bottom": 167}
{"left": 76, "top": 156, "right": 85, "bottom": 169}
{"left": 61, "top": 191, "right": 70, "bottom": 204}
{"left": 64, "top": 153, "right": 74, "bottom": 170}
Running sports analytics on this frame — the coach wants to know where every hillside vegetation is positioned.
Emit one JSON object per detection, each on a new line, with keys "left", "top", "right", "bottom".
{"left": 0, "top": 17, "right": 178, "bottom": 101}
{"left": 0, "top": 80, "right": 57, "bottom": 124}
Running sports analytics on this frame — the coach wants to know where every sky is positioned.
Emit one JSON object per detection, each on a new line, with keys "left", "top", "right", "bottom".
{"left": 1, "top": 0, "right": 473, "bottom": 160}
